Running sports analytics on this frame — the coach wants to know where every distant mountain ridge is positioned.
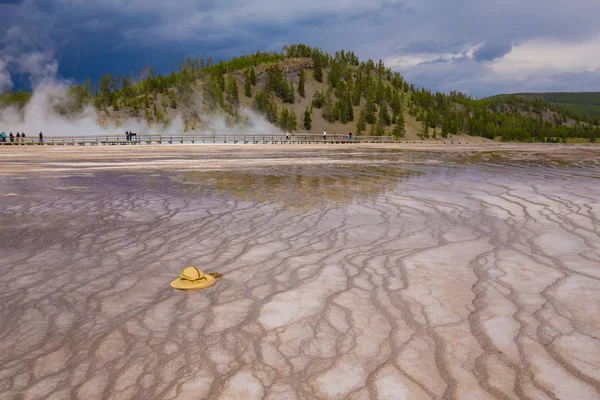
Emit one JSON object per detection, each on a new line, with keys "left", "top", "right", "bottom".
{"left": 499, "top": 92, "right": 600, "bottom": 105}
{"left": 488, "top": 92, "right": 600, "bottom": 118}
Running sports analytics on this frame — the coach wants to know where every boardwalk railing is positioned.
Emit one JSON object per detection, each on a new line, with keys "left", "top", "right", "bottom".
{"left": 0, "top": 134, "right": 406, "bottom": 146}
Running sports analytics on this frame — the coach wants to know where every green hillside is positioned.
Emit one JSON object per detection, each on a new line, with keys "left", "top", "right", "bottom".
{"left": 1, "top": 44, "right": 599, "bottom": 143}
{"left": 509, "top": 92, "right": 600, "bottom": 106}
{"left": 488, "top": 92, "right": 600, "bottom": 118}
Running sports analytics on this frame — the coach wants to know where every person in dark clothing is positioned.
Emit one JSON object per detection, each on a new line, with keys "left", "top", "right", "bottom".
{"left": 16, "top": 132, "right": 20, "bottom": 143}
{"left": 9, "top": 132, "right": 14, "bottom": 142}
{"left": 21, "top": 132, "right": 26, "bottom": 143}
{"left": 348, "top": 132, "right": 353, "bottom": 141}
{"left": 39, "top": 132, "right": 43, "bottom": 143}
{"left": 125, "top": 130, "right": 130, "bottom": 141}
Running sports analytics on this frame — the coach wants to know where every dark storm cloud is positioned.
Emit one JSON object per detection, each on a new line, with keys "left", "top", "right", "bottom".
{"left": 396, "top": 41, "right": 470, "bottom": 55}
{"left": 1, "top": 0, "right": 599, "bottom": 95}
{"left": 473, "top": 41, "right": 513, "bottom": 62}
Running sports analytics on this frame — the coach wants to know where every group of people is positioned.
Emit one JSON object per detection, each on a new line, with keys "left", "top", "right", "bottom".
{"left": 282, "top": 131, "right": 354, "bottom": 142}
{"left": 285, "top": 131, "right": 296, "bottom": 141}
{"left": 0, "top": 131, "right": 44, "bottom": 143}
{"left": 125, "top": 130, "right": 137, "bottom": 141}
{"left": 322, "top": 131, "right": 353, "bottom": 141}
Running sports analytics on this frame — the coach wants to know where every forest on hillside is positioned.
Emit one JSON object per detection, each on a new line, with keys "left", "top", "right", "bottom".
{"left": 505, "top": 92, "right": 600, "bottom": 106}
{"left": 489, "top": 92, "right": 600, "bottom": 119}
{"left": 1, "top": 44, "right": 599, "bottom": 143}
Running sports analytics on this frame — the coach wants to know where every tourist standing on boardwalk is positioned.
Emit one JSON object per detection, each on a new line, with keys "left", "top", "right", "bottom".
{"left": 323, "top": 130, "right": 327, "bottom": 141}
{"left": 39, "top": 132, "right": 43, "bottom": 143}
{"left": 21, "top": 132, "right": 25, "bottom": 143}
{"left": 16, "top": 133, "right": 20, "bottom": 143}
{"left": 348, "top": 132, "right": 353, "bottom": 141}
{"left": 9, "top": 132, "right": 14, "bottom": 142}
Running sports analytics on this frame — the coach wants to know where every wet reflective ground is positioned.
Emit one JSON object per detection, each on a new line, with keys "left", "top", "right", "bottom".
{"left": 1, "top": 146, "right": 599, "bottom": 399}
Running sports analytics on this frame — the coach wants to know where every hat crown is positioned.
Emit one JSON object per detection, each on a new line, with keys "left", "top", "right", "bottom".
{"left": 180, "top": 266, "right": 205, "bottom": 281}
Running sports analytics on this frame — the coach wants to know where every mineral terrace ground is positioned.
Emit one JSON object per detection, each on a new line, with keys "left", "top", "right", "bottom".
{"left": 0, "top": 144, "right": 599, "bottom": 400}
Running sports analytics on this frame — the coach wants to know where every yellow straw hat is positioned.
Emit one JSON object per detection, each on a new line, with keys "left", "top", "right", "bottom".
{"left": 170, "top": 266, "right": 217, "bottom": 290}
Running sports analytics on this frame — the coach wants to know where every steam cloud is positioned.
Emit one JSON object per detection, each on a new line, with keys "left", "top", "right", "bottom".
{"left": 0, "top": 41, "right": 278, "bottom": 136}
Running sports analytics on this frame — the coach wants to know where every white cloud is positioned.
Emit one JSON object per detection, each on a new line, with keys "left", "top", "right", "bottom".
{"left": 385, "top": 44, "right": 480, "bottom": 69}
{"left": 491, "top": 36, "right": 600, "bottom": 75}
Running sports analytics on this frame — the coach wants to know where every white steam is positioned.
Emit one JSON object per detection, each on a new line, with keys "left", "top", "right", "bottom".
{"left": 196, "top": 109, "right": 280, "bottom": 134}
{"left": 0, "top": 59, "right": 12, "bottom": 92}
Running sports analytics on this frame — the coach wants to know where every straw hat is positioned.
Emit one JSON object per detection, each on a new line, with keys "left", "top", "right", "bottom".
{"left": 170, "top": 266, "right": 217, "bottom": 290}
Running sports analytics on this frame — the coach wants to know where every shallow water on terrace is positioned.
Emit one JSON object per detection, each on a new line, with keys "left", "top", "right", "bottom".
{"left": 0, "top": 148, "right": 599, "bottom": 399}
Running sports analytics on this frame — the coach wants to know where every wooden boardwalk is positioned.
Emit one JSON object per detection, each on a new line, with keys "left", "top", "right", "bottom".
{"left": 0, "top": 134, "right": 413, "bottom": 146}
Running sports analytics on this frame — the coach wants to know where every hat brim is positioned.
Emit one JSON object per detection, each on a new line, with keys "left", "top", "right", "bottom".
{"left": 170, "top": 274, "right": 216, "bottom": 290}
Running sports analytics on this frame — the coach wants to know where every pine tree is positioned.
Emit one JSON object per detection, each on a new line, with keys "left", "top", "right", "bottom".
{"left": 122, "top": 76, "right": 130, "bottom": 96}
{"left": 392, "top": 122, "right": 405, "bottom": 138}
{"left": 244, "top": 72, "right": 252, "bottom": 97}
{"left": 313, "top": 55, "right": 323, "bottom": 83}
{"left": 421, "top": 120, "right": 429, "bottom": 139}
{"left": 287, "top": 81, "right": 295, "bottom": 103}
{"left": 356, "top": 109, "right": 367, "bottom": 134}
{"left": 370, "top": 121, "right": 385, "bottom": 136}
{"left": 298, "top": 69, "right": 306, "bottom": 97}
{"left": 311, "top": 91, "right": 325, "bottom": 108}
{"left": 217, "top": 73, "right": 225, "bottom": 92}
{"left": 100, "top": 73, "right": 114, "bottom": 106}
{"left": 369, "top": 122, "right": 377, "bottom": 136}
{"left": 330, "top": 101, "right": 340, "bottom": 122}
{"left": 322, "top": 91, "right": 334, "bottom": 122}
{"left": 396, "top": 111, "right": 405, "bottom": 134}
{"left": 288, "top": 109, "right": 298, "bottom": 132}
{"left": 365, "top": 96, "right": 377, "bottom": 124}
{"left": 441, "top": 118, "right": 449, "bottom": 138}
{"left": 391, "top": 91, "right": 401, "bottom": 114}
{"left": 279, "top": 108, "right": 290, "bottom": 131}
{"left": 268, "top": 101, "right": 278, "bottom": 124}
{"left": 378, "top": 103, "right": 391, "bottom": 126}
{"left": 340, "top": 100, "right": 348, "bottom": 124}
{"left": 427, "top": 110, "right": 437, "bottom": 128}
{"left": 352, "top": 84, "right": 362, "bottom": 106}
{"left": 226, "top": 77, "right": 239, "bottom": 107}
{"left": 266, "top": 65, "right": 281, "bottom": 93}
{"left": 249, "top": 66, "right": 257, "bottom": 85}
{"left": 303, "top": 108, "right": 312, "bottom": 130}
{"left": 346, "top": 95, "right": 354, "bottom": 121}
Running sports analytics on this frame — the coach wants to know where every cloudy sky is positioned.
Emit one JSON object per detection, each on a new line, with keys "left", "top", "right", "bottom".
{"left": 1, "top": 0, "right": 599, "bottom": 96}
